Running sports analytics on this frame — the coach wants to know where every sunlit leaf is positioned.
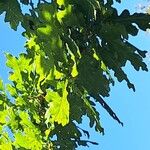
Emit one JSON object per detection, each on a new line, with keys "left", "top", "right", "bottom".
{"left": 0, "top": 0, "right": 149, "bottom": 149}
{"left": 45, "top": 80, "right": 69, "bottom": 126}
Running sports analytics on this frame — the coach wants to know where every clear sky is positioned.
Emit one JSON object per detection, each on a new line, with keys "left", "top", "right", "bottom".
{"left": 0, "top": 0, "right": 150, "bottom": 150}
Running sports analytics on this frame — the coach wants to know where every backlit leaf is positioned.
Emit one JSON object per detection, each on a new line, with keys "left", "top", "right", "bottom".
{"left": 45, "top": 80, "right": 69, "bottom": 126}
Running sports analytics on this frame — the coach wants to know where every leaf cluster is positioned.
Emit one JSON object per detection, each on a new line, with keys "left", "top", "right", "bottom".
{"left": 0, "top": 0, "right": 149, "bottom": 149}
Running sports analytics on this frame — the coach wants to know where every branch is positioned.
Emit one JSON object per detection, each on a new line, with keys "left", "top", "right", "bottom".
{"left": 38, "top": 0, "right": 41, "bottom": 5}
{"left": 29, "top": 0, "right": 34, "bottom": 9}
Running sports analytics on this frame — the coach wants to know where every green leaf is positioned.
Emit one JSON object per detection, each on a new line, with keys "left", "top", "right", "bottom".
{"left": 118, "top": 9, "right": 150, "bottom": 31}
{"left": 20, "top": 0, "right": 29, "bottom": 5}
{"left": 57, "top": 4, "right": 72, "bottom": 23}
{"left": 0, "top": 1, "right": 149, "bottom": 149}
{"left": 84, "top": 98, "right": 104, "bottom": 133}
{"left": 0, "top": 110, "right": 7, "bottom": 124}
{"left": 0, "top": 140, "right": 12, "bottom": 150}
{"left": 6, "top": 84, "right": 17, "bottom": 98}
{"left": 45, "top": 80, "right": 69, "bottom": 126}
{"left": 0, "top": 0, "right": 22, "bottom": 30}
{"left": 0, "top": 78, "right": 4, "bottom": 91}
{"left": 6, "top": 53, "right": 33, "bottom": 92}
{"left": 14, "top": 130, "right": 43, "bottom": 150}
{"left": 77, "top": 54, "right": 110, "bottom": 96}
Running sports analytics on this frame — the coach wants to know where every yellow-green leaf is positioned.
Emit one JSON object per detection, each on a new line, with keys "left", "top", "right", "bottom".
{"left": 45, "top": 80, "right": 69, "bottom": 126}
{"left": 0, "top": 78, "right": 4, "bottom": 91}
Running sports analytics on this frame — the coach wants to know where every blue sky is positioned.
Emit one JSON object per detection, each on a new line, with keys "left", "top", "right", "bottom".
{"left": 0, "top": 0, "right": 150, "bottom": 150}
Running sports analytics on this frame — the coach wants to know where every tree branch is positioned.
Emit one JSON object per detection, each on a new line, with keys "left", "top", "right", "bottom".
{"left": 29, "top": 0, "right": 34, "bottom": 9}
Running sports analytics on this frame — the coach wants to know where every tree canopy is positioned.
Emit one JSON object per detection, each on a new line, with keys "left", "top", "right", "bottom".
{"left": 0, "top": 0, "right": 149, "bottom": 149}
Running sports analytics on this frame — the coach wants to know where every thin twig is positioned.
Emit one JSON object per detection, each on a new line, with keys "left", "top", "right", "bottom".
{"left": 38, "top": 0, "right": 41, "bottom": 5}
{"left": 30, "top": 0, "right": 34, "bottom": 9}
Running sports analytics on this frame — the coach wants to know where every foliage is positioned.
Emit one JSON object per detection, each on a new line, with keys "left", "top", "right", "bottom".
{"left": 0, "top": 0, "right": 149, "bottom": 149}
